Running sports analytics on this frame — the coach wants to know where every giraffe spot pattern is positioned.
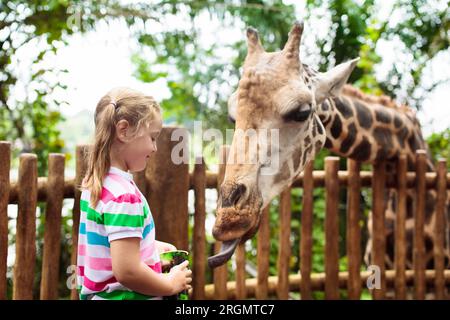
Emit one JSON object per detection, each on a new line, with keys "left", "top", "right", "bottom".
{"left": 394, "top": 115, "right": 403, "bottom": 128}
{"left": 340, "top": 122, "right": 357, "bottom": 154}
{"left": 302, "top": 145, "right": 312, "bottom": 168}
{"left": 273, "top": 161, "right": 291, "bottom": 185}
{"left": 354, "top": 101, "right": 373, "bottom": 129}
{"left": 396, "top": 127, "right": 409, "bottom": 148}
{"left": 373, "top": 127, "right": 393, "bottom": 152}
{"left": 349, "top": 136, "right": 371, "bottom": 161}
{"left": 375, "top": 110, "right": 392, "bottom": 124}
{"left": 330, "top": 115, "right": 342, "bottom": 139}
{"left": 335, "top": 97, "right": 354, "bottom": 119}
{"left": 292, "top": 147, "right": 302, "bottom": 171}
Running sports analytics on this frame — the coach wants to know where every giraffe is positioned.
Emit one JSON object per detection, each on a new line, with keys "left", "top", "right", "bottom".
{"left": 208, "top": 21, "right": 359, "bottom": 267}
{"left": 299, "top": 65, "right": 450, "bottom": 271}
{"left": 207, "top": 22, "right": 450, "bottom": 273}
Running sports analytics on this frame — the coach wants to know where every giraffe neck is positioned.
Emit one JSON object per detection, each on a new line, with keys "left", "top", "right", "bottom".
{"left": 316, "top": 92, "right": 433, "bottom": 170}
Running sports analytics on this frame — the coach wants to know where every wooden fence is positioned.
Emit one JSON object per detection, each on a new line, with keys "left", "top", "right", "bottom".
{"left": 0, "top": 127, "right": 449, "bottom": 300}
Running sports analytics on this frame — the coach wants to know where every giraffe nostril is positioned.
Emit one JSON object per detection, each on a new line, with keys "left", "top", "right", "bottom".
{"left": 221, "top": 184, "right": 246, "bottom": 208}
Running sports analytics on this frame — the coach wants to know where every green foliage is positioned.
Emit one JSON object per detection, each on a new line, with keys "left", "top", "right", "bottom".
{"left": 426, "top": 128, "right": 450, "bottom": 169}
{"left": 133, "top": 0, "right": 296, "bottom": 132}
{"left": 0, "top": 0, "right": 75, "bottom": 173}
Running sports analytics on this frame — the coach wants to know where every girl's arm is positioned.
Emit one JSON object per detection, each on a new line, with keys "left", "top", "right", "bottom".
{"left": 110, "top": 237, "right": 190, "bottom": 296}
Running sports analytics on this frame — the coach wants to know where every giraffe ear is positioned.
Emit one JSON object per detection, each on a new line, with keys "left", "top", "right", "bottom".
{"left": 313, "top": 58, "right": 359, "bottom": 104}
{"left": 227, "top": 90, "right": 237, "bottom": 123}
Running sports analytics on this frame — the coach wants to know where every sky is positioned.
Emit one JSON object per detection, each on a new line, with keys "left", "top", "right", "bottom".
{"left": 11, "top": 0, "right": 450, "bottom": 143}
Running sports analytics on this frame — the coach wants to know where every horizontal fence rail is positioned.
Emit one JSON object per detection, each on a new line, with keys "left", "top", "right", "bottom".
{"left": 6, "top": 171, "right": 450, "bottom": 204}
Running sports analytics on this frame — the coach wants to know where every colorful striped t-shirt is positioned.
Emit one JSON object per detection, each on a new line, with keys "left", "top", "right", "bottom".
{"left": 76, "top": 166, "right": 162, "bottom": 300}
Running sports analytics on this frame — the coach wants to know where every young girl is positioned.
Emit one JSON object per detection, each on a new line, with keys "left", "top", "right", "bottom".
{"left": 76, "top": 87, "right": 192, "bottom": 300}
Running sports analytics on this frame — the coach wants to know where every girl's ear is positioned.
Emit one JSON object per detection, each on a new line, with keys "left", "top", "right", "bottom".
{"left": 115, "top": 119, "right": 130, "bottom": 142}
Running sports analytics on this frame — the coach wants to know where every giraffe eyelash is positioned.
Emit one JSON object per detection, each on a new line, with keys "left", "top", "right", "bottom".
{"left": 282, "top": 103, "right": 312, "bottom": 122}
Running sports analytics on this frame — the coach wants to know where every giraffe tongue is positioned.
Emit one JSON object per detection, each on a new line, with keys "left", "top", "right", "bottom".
{"left": 207, "top": 238, "right": 241, "bottom": 268}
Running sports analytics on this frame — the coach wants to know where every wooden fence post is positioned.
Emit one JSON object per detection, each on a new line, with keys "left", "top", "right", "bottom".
{"left": 346, "top": 159, "right": 361, "bottom": 300}
{"left": 300, "top": 160, "right": 313, "bottom": 300}
{"left": 434, "top": 158, "right": 447, "bottom": 299}
{"left": 146, "top": 127, "right": 189, "bottom": 251}
{"left": 70, "top": 145, "right": 88, "bottom": 300}
{"left": 0, "top": 142, "right": 11, "bottom": 300}
{"left": 325, "top": 156, "right": 340, "bottom": 300}
{"left": 40, "top": 153, "right": 65, "bottom": 300}
{"left": 13, "top": 154, "right": 38, "bottom": 300}
{"left": 214, "top": 145, "right": 229, "bottom": 299}
{"left": 132, "top": 170, "right": 147, "bottom": 197}
{"left": 371, "top": 160, "right": 386, "bottom": 299}
{"left": 414, "top": 150, "right": 426, "bottom": 300}
{"left": 192, "top": 156, "right": 206, "bottom": 300}
{"left": 256, "top": 206, "right": 270, "bottom": 299}
{"left": 235, "top": 241, "right": 247, "bottom": 299}
{"left": 277, "top": 187, "right": 291, "bottom": 299}
{"left": 395, "top": 154, "right": 407, "bottom": 299}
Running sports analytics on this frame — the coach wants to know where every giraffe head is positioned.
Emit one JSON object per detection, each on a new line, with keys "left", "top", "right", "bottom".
{"left": 208, "top": 22, "right": 358, "bottom": 268}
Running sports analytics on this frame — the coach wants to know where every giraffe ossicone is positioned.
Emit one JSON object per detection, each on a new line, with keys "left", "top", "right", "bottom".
{"left": 208, "top": 22, "right": 359, "bottom": 268}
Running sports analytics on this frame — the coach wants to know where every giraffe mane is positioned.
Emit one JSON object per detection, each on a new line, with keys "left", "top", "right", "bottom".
{"left": 342, "top": 84, "right": 412, "bottom": 115}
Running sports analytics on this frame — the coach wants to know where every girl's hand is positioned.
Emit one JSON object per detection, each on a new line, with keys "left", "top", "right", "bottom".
{"left": 167, "top": 260, "right": 192, "bottom": 294}
{"left": 156, "top": 240, "right": 177, "bottom": 253}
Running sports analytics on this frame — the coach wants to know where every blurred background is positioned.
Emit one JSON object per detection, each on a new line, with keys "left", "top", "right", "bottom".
{"left": 1, "top": 0, "right": 449, "bottom": 299}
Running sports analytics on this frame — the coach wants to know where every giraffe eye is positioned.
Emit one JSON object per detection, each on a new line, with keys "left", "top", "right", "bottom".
{"left": 282, "top": 104, "right": 311, "bottom": 122}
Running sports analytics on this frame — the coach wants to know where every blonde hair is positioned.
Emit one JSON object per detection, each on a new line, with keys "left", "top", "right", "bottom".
{"left": 82, "top": 87, "right": 161, "bottom": 207}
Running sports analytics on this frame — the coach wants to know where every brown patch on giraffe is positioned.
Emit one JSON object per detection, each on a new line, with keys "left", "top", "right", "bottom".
{"left": 292, "top": 147, "right": 302, "bottom": 172}
{"left": 324, "top": 137, "right": 333, "bottom": 149}
{"left": 273, "top": 160, "right": 291, "bottom": 186}
{"left": 302, "top": 145, "right": 313, "bottom": 167}
{"left": 340, "top": 122, "right": 357, "bottom": 154}
{"left": 304, "top": 135, "right": 311, "bottom": 146}
{"left": 349, "top": 136, "right": 371, "bottom": 161}
{"left": 408, "top": 133, "right": 420, "bottom": 151}
{"left": 334, "top": 96, "right": 354, "bottom": 119}
{"left": 373, "top": 127, "right": 393, "bottom": 159}
{"left": 320, "top": 114, "right": 332, "bottom": 127}
{"left": 396, "top": 127, "right": 409, "bottom": 148}
{"left": 330, "top": 114, "right": 343, "bottom": 139}
{"left": 394, "top": 115, "right": 403, "bottom": 128}
{"left": 354, "top": 100, "right": 373, "bottom": 129}
{"left": 375, "top": 109, "right": 392, "bottom": 124}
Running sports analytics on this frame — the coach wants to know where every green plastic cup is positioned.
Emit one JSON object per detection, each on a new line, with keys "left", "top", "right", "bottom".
{"left": 159, "top": 250, "right": 189, "bottom": 300}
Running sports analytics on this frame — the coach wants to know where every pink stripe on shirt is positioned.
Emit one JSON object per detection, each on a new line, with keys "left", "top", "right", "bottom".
{"left": 86, "top": 256, "right": 113, "bottom": 271}
{"left": 148, "top": 262, "right": 162, "bottom": 273}
{"left": 78, "top": 244, "right": 86, "bottom": 256}
{"left": 101, "top": 187, "right": 141, "bottom": 204}
{"left": 83, "top": 274, "right": 117, "bottom": 292}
